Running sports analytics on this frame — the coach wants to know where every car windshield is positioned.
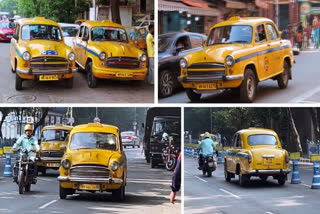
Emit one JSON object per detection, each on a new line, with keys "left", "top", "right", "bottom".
{"left": 0, "top": 22, "right": 15, "bottom": 28}
{"left": 42, "top": 129, "right": 70, "bottom": 141}
{"left": 61, "top": 26, "right": 78, "bottom": 37}
{"left": 91, "top": 27, "right": 128, "bottom": 42}
{"left": 158, "top": 35, "right": 175, "bottom": 53}
{"left": 247, "top": 134, "right": 277, "bottom": 146}
{"left": 121, "top": 131, "right": 134, "bottom": 136}
{"left": 69, "top": 132, "right": 117, "bottom": 150}
{"left": 207, "top": 25, "right": 252, "bottom": 46}
{"left": 152, "top": 119, "right": 180, "bottom": 136}
{"left": 21, "top": 24, "right": 62, "bottom": 41}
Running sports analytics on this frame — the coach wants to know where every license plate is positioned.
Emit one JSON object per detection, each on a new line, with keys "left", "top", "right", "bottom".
{"left": 46, "top": 163, "right": 59, "bottom": 167}
{"left": 196, "top": 83, "right": 216, "bottom": 90}
{"left": 39, "top": 75, "right": 59, "bottom": 81}
{"left": 6, "top": 35, "right": 12, "bottom": 38}
{"left": 264, "top": 158, "right": 273, "bottom": 165}
{"left": 79, "top": 184, "right": 100, "bottom": 190}
{"left": 116, "top": 72, "right": 133, "bottom": 78}
{"left": 208, "top": 162, "right": 213, "bottom": 167}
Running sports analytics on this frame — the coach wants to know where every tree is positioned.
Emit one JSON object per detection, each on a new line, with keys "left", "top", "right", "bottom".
{"left": 110, "top": 0, "right": 121, "bottom": 24}
{"left": 288, "top": 108, "right": 303, "bottom": 153}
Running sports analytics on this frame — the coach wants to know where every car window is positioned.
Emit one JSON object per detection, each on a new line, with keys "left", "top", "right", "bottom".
{"left": 232, "top": 135, "right": 238, "bottom": 148}
{"left": 248, "top": 134, "right": 277, "bottom": 145}
{"left": 21, "top": 24, "right": 62, "bottom": 41}
{"left": 69, "top": 132, "right": 118, "bottom": 151}
{"left": 83, "top": 26, "right": 89, "bottom": 40}
{"left": 91, "top": 27, "right": 128, "bottom": 42}
{"left": 236, "top": 135, "right": 242, "bottom": 148}
{"left": 0, "top": 22, "right": 15, "bottom": 28}
{"left": 266, "top": 23, "right": 279, "bottom": 41}
{"left": 207, "top": 25, "right": 252, "bottom": 45}
{"left": 42, "top": 129, "right": 70, "bottom": 141}
{"left": 13, "top": 24, "right": 19, "bottom": 39}
{"left": 61, "top": 26, "right": 78, "bottom": 37}
{"left": 255, "top": 24, "right": 267, "bottom": 43}
{"left": 175, "top": 35, "right": 191, "bottom": 52}
{"left": 190, "top": 35, "right": 204, "bottom": 48}
{"left": 78, "top": 26, "right": 84, "bottom": 38}
{"left": 158, "top": 34, "right": 175, "bottom": 53}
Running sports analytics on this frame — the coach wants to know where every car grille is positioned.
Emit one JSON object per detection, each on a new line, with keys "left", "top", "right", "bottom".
{"left": 40, "top": 151, "right": 64, "bottom": 157}
{"left": 30, "top": 57, "right": 68, "bottom": 70}
{"left": 188, "top": 63, "right": 225, "bottom": 69}
{"left": 187, "top": 63, "right": 226, "bottom": 78}
{"left": 106, "top": 57, "right": 140, "bottom": 69}
{"left": 70, "top": 165, "right": 110, "bottom": 178}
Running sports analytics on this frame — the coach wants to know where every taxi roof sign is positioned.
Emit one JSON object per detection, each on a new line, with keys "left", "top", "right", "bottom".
{"left": 290, "top": 152, "right": 300, "bottom": 160}
{"left": 228, "top": 16, "right": 241, "bottom": 21}
{"left": 310, "top": 154, "right": 320, "bottom": 162}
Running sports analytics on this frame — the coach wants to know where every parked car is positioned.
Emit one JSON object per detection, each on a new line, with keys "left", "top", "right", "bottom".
{"left": 120, "top": 131, "right": 140, "bottom": 148}
{"left": 179, "top": 16, "right": 295, "bottom": 102}
{"left": 59, "top": 23, "right": 79, "bottom": 49}
{"left": 224, "top": 128, "right": 291, "bottom": 186}
{"left": 0, "top": 21, "right": 15, "bottom": 41}
{"left": 58, "top": 122, "right": 127, "bottom": 201}
{"left": 10, "top": 17, "right": 77, "bottom": 90}
{"left": 158, "top": 32, "right": 206, "bottom": 98}
{"left": 73, "top": 20, "right": 148, "bottom": 88}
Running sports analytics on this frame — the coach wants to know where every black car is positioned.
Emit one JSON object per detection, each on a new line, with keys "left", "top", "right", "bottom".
{"left": 158, "top": 32, "right": 207, "bottom": 98}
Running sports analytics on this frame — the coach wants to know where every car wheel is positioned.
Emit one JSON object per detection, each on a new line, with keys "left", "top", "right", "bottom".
{"left": 112, "top": 184, "right": 125, "bottom": 202}
{"left": 240, "top": 68, "right": 257, "bottom": 103}
{"left": 25, "top": 183, "right": 31, "bottom": 192}
{"left": 65, "top": 78, "right": 73, "bottom": 89}
{"left": 260, "top": 175, "right": 268, "bottom": 182}
{"left": 41, "top": 168, "right": 46, "bottom": 176}
{"left": 207, "top": 170, "right": 212, "bottom": 177}
{"left": 278, "top": 175, "right": 286, "bottom": 186}
{"left": 15, "top": 73, "right": 22, "bottom": 91}
{"left": 86, "top": 62, "right": 97, "bottom": 88}
{"left": 59, "top": 184, "right": 70, "bottom": 199}
{"left": 151, "top": 158, "right": 156, "bottom": 168}
{"left": 277, "top": 61, "right": 290, "bottom": 89}
{"left": 186, "top": 88, "right": 201, "bottom": 102}
{"left": 159, "top": 70, "right": 175, "bottom": 98}
{"left": 239, "top": 171, "right": 249, "bottom": 187}
{"left": 224, "top": 162, "right": 232, "bottom": 182}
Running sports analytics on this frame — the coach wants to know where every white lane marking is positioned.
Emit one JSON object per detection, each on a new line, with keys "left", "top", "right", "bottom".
{"left": 266, "top": 212, "right": 275, "bottom": 214}
{"left": 300, "top": 183, "right": 311, "bottom": 188}
{"left": 219, "top": 188, "right": 241, "bottom": 200}
{"left": 194, "top": 176, "right": 207, "bottom": 183}
{"left": 290, "top": 85, "right": 320, "bottom": 103}
{"left": 39, "top": 200, "right": 57, "bottom": 209}
{"left": 37, "top": 177, "right": 54, "bottom": 182}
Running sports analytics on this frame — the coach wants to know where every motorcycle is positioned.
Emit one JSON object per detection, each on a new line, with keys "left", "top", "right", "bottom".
{"left": 198, "top": 149, "right": 217, "bottom": 177}
{"left": 13, "top": 149, "right": 37, "bottom": 194}
{"left": 162, "top": 134, "right": 178, "bottom": 171}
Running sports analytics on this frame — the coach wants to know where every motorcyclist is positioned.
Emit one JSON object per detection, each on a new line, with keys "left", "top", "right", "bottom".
{"left": 12, "top": 124, "right": 40, "bottom": 183}
{"left": 198, "top": 132, "right": 215, "bottom": 170}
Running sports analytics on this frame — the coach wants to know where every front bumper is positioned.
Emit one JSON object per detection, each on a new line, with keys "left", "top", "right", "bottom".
{"left": 17, "top": 68, "right": 77, "bottom": 75}
{"left": 92, "top": 65, "right": 147, "bottom": 80}
{"left": 57, "top": 176, "right": 123, "bottom": 184}
{"left": 178, "top": 74, "right": 243, "bottom": 83}
{"left": 244, "top": 169, "right": 291, "bottom": 175}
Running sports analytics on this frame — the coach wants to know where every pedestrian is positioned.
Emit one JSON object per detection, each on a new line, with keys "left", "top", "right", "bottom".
{"left": 170, "top": 152, "right": 181, "bottom": 204}
{"left": 146, "top": 24, "right": 154, "bottom": 85}
{"left": 312, "top": 16, "right": 319, "bottom": 48}
{"left": 297, "top": 22, "right": 303, "bottom": 50}
{"left": 288, "top": 25, "right": 295, "bottom": 47}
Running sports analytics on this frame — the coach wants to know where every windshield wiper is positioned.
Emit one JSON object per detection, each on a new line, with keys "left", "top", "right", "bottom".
{"left": 227, "top": 40, "right": 248, "bottom": 44}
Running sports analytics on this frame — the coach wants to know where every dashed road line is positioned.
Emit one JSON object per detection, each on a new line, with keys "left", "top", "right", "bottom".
{"left": 194, "top": 176, "right": 207, "bottom": 183}
{"left": 290, "top": 85, "right": 320, "bottom": 103}
{"left": 266, "top": 212, "right": 275, "bottom": 214}
{"left": 39, "top": 199, "right": 57, "bottom": 209}
{"left": 219, "top": 188, "right": 241, "bottom": 200}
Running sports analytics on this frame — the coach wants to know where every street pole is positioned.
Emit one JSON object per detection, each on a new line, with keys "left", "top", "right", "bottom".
{"left": 210, "top": 108, "right": 212, "bottom": 133}
{"left": 93, "top": 0, "right": 96, "bottom": 21}
{"left": 70, "top": 107, "right": 73, "bottom": 126}
{"left": 275, "top": 0, "right": 279, "bottom": 27}
{"left": 96, "top": 107, "right": 98, "bottom": 118}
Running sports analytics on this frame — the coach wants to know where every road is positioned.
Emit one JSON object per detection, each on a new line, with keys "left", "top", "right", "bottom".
{"left": 160, "top": 50, "right": 320, "bottom": 103}
{"left": 184, "top": 156, "right": 320, "bottom": 214}
{"left": 0, "top": 42, "right": 153, "bottom": 103}
{"left": 0, "top": 148, "right": 180, "bottom": 214}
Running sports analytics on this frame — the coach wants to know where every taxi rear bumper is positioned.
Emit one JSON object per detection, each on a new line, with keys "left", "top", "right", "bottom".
{"left": 244, "top": 169, "right": 291, "bottom": 175}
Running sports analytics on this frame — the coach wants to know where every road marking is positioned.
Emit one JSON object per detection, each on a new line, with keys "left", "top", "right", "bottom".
{"left": 39, "top": 200, "right": 57, "bottom": 209}
{"left": 219, "top": 188, "right": 241, "bottom": 200}
{"left": 266, "top": 212, "right": 275, "bottom": 214}
{"left": 194, "top": 176, "right": 207, "bottom": 183}
{"left": 290, "top": 85, "right": 320, "bottom": 103}
{"left": 300, "top": 183, "right": 311, "bottom": 188}
{"left": 37, "top": 177, "right": 54, "bottom": 182}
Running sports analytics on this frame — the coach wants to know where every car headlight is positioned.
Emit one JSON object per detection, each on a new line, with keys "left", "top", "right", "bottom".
{"left": 225, "top": 55, "right": 234, "bottom": 67}
{"left": 139, "top": 53, "right": 147, "bottom": 62}
{"left": 180, "top": 58, "right": 187, "bottom": 68}
{"left": 99, "top": 52, "right": 106, "bottom": 60}
{"left": 61, "top": 159, "right": 71, "bottom": 169}
{"left": 68, "top": 52, "right": 75, "bottom": 61}
{"left": 111, "top": 161, "right": 119, "bottom": 171}
{"left": 22, "top": 51, "right": 30, "bottom": 61}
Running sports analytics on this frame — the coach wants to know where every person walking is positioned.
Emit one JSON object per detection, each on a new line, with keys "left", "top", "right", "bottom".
{"left": 170, "top": 152, "right": 181, "bottom": 204}
{"left": 312, "top": 16, "right": 319, "bottom": 49}
{"left": 146, "top": 24, "right": 154, "bottom": 85}
{"left": 297, "top": 22, "right": 303, "bottom": 50}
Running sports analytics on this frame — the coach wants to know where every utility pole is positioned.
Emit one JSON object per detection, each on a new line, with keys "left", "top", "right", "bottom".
{"left": 210, "top": 108, "right": 212, "bottom": 133}
{"left": 275, "top": 0, "right": 279, "bottom": 27}
{"left": 93, "top": 0, "right": 96, "bottom": 21}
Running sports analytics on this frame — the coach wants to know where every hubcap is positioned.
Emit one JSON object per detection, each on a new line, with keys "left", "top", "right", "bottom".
{"left": 247, "top": 77, "right": 254, "bottom": 98}
{"left": 161, "top": 73, "right": 173, "bottom": 95}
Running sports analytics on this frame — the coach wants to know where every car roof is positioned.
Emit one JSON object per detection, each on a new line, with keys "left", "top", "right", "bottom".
{"left": 237, "top": 128, "right": 277, "bottom": 136}
{"left": 41, "top": 124, "right": 73, "bottom": 131}
{"left": 160, "top": 32, "right": 206, "bottom": 38}
{"left": 16, "top": 17, "right": 60, "bottom": 26}
{"left": 71, "top": 123, "right": 119, "bottom": 134}
{"left": 81, "top": 20, "right": 125, "bottom": 29}
{"left": 213, "top": 17, "right": 273, "bottom": 29}
{"left": 58, "top": 23, "right": 79, "bottom": 28}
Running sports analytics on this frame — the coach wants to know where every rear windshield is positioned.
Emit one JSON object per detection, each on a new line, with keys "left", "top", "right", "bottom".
{"left": 70, "top": 132, "right": 117, "bottom": 150}
{"left": 247, "top": 134, "right": 277, "bottom": 146}
{"left": 0, "top": 22, "right": 15, "bottom": 28}
{"left": 42, "top": 129, "right": 70, "bottom": 141}
{"left": 121, "top": 132, "right": 134, "bottom": 136}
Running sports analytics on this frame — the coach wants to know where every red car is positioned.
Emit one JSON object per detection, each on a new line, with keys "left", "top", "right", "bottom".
{"left": 0, "top": 21, "right": 15, "bottom": 41}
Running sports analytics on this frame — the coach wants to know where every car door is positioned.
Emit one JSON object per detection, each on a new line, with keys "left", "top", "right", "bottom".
{"left": 10, "top": 23, "right": 20, "bottom": 69}
{"left": 74, "top": 25, "right": 84, "bottom": 66}
{"left": 228, "top": 134, "right": 239, "bottom": 173}
{"left": 266, "top": 22, "right": 282, "bottom": 75}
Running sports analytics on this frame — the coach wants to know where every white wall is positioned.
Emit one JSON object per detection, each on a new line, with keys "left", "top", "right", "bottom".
{"left": 108, "top": 8, "right": 132, "bottom": 27}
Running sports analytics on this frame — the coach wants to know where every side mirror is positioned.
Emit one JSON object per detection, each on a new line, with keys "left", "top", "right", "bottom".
{"left": 13, "top": 34, "right": 18, "bottom": 40}
{"left": 60, "top": 145, "right": 66, "bottom": 153}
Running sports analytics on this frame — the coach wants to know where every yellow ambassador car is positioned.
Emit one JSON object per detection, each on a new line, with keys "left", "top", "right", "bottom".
{"left": 37, "top": 124, "right": 73, "bottom": 175}
{"left": 73, "top": 20, "right": 148, "bottom": 88}
{"left": 58, "top": 123, "right": 127, "bottom": 201}
{"left": 198, "top": 132, "right": 218, "bottom": 147}
{"left": 10, "top": 17, "right": 76, "bottom": 90}
{"left": 179, "top": 17, "right": 294, "bottom": 102}
{"left": 224, "top": 128, "right": 290, "bottom": 186}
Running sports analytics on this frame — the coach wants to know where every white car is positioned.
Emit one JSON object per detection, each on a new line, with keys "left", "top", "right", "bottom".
{"left": 58, "top": 23, "right": 79, "bottom": 49}
{"left": 121, "top": 131, "right": 140, "bottom": 148}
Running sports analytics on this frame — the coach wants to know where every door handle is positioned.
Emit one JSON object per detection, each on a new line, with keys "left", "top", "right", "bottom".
{"left": 267, "top": 44, "right": 271, "bottom": 47}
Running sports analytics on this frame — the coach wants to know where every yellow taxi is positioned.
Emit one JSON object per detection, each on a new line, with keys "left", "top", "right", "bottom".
{"left": 57, "top": 123, "right": 127, "bottom": 201}
{"left": 224, "top": 128, "right": 290, "bottom": 186}
{"left": 10, "top": 17, "right": 76, "bottom": 90}
{"left": 178, "top": 17, "right": 295, "bottom": 102}
{"left": 198, "top": 132, "right": 218, "bottom": 147}
{"left": 37, "top": 124, "right": 73, "bottom": 175}
{"left": 73, "top": 20, "right": 148, "bottom": 88}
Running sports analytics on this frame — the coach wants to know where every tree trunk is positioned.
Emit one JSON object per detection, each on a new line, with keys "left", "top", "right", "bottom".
{"left": 311, "top": 108, "right": 320, "bottom": 140}
{"left": 33, "top": 108, "right": 49, "bottom": 136}
{"left": 32, "top": 0, "right": 40, "bottom": 15}
{"left": 111, "top": 0, "right": 121, "bottom": 24}
{"left": 288, "top": 108, "right": 303, "bottom": 153}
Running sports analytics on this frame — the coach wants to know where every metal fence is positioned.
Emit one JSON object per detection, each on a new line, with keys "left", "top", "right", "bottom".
{"left": 307, "top": 139, "right": 320, "bottom": 158}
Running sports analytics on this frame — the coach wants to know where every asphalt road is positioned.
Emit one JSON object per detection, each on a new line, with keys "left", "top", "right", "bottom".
{"left": 0, "top": 148, "right": 180, "bottom": 214}
{"left": 0, "top": 42, "right": 153, "bottom": 103}
{"left": 160, "top": 50, "right": 320, "bottom": 103}
{"left": 184, "top": 156, "right": 320, "bottom": 214}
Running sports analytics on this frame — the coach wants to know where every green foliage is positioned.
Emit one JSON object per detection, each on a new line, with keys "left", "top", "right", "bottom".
{"left": 0, "top": 0, "right": 18, "bottom": 16}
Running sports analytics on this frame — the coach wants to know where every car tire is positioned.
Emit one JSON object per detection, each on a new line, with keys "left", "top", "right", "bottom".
{"left": 151, "top": 158, "right": 156, "bottom": 168}
{"left": 65, "top": 78, "right": 73, "bottom": 89}
{"left": 113, "top": 184, "right": 125, "bottom": 202}
{"left": 186, "top": 88, "right": 201, "bottom": 102}
{"left": 260, "top": 175, "right": 268, "bottom": 182}
{"left": 159, "top": 70, "right": 175, "bottom": 98}
{"left": 11, "top": 62, "right": 16, "bottom": 73}
{"left": 59, "top": 185, "right": 70, "bottom": 199}
{"left": 278, "top": 175, "right": 286, "bottom": 186}
{"left": 42, "top": 168, "right": 46, "bottom": 176}
{"left": 15, "top": 73, "right": 22, "bottom": 91}
{"left": 86, "top": 62, "right": 97, "bottom": 88}
{"left": 224, "top": 162, "right": 232, "bottom": 182}
{"left": 277, "top": 61, "right": 290, "bottom": 89}
{"left": 240, "top": 68, "right": 257, "bottom": 103}
{"left": 207, "top": 170, "right": 212, "bottom": 177}
{"left": 239, "top": 171, "right": 249, "bottom": 187}
{"left": 25, "top": 183, "right": 31, "bottom": 192}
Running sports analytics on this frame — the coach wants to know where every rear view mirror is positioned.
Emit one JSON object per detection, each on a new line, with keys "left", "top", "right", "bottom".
{"left": 13, "top": 34, "right": 18, "bottom": 40}
{"left": 60, "top": 145, "right": 66, "bottom": 153}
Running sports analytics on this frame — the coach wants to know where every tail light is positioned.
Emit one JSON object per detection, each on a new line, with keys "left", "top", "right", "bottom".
{"left": 129, "top": 136, "right": 134, "bottom": 140}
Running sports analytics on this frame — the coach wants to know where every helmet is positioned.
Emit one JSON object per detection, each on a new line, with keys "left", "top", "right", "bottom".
{"left": 24, "top": 124, "right": 33, "bottom": 132}
{"left": 204, "top": 132, "right": 211, "bottom": 138}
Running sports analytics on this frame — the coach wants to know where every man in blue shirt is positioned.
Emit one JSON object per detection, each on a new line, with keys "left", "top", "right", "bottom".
{"left": 198, "top": 132, "right": 215, "bottom": 169}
